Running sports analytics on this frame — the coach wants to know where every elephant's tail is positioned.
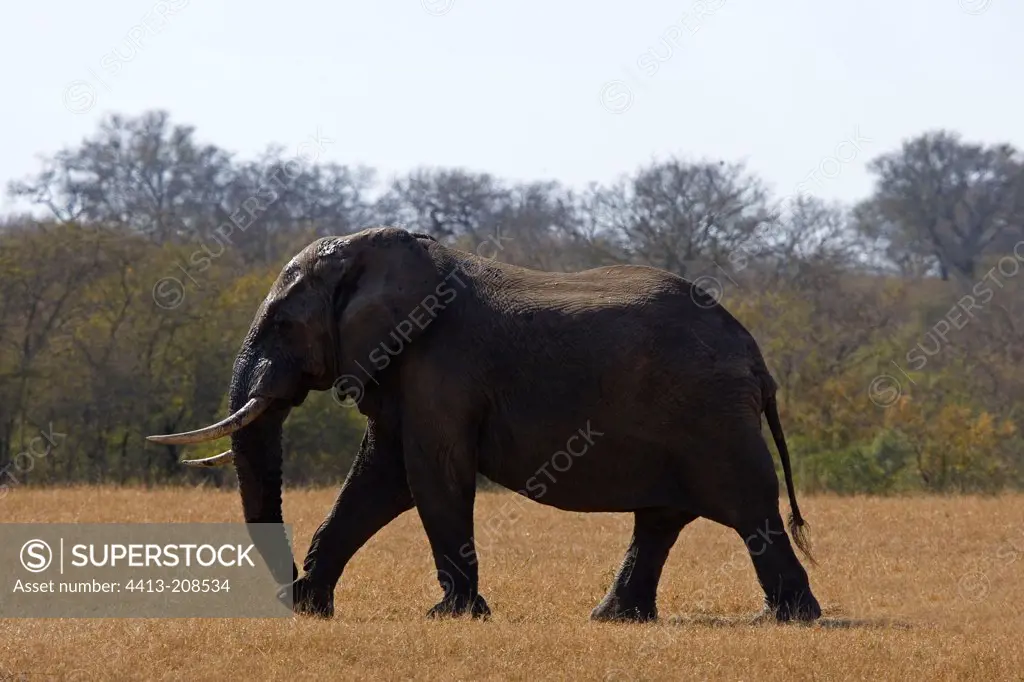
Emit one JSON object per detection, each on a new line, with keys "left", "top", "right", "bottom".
{"left": 764, "top": 394, "right": 815, "bottom": 566}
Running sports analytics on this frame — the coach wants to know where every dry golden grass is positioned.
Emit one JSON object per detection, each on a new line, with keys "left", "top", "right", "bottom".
{"left": 1, "top": 488, "right": 1022, "bottom": 681}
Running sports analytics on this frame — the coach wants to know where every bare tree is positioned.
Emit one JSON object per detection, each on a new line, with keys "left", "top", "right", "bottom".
{"left": 376, "top": 168, "right": 505, "bottom": 242}
{"left": 583, "top": 159, "right": 773, "bottom": 277}
{"left": 8, "top": 111, "right": 235, "bottom": 243}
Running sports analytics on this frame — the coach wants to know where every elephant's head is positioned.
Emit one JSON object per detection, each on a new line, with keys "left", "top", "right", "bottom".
{"left": 147, "top": 227, "right": 443, "bottom": 584}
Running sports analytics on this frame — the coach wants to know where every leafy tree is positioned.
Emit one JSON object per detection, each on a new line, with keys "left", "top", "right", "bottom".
{"left": 856, "top": 131, "right": 1024, "bottom": 283}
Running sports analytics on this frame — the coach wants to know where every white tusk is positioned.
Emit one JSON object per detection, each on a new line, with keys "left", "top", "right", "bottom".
{"left": 180, "top": 450, "right": 235, "bottom": 468}
{"left": 147, "top": 397, "right": 271, "bottom": 445}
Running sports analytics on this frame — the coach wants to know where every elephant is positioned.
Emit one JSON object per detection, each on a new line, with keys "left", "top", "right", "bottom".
{"left": 148, "top": 225, "right": 821, "bottom": 623}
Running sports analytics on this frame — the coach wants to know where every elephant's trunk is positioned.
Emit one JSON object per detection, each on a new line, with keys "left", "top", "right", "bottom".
{"left": 228, "top": 359, "right": 298, "bottom": 586}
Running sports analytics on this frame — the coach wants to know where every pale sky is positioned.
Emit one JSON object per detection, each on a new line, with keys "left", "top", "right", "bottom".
{"left": 2, "top": 0, "right": 1021, "bottom": 214}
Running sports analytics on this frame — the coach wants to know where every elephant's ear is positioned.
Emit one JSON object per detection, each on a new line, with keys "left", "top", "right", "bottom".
{"left": 334, "top": 230, "right": 442, "bottom": 386}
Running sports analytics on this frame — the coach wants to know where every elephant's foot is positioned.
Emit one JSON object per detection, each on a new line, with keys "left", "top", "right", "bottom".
{"left": 758, "top": 589, "right": 821, "bottom": 624}
{"left": 281, "top": 576, "right": 335, "bottom": 619}
{"left": 590, "top": 594, "right": 657, "bottom": 623}
{"left": 427, "top": 593, "right": 490, "bottom": 619}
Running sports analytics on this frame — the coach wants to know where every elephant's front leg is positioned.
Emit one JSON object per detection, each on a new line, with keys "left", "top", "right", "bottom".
{"left": 291, "top": 420, "right": 414, "bottom": 617}
{"left": 403, "top": 428, "right": 490, "bottom": 619}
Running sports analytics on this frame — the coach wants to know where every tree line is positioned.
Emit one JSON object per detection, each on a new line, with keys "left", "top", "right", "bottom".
{"left": 2, "top": 110, "right": 1023, "bottom": 494}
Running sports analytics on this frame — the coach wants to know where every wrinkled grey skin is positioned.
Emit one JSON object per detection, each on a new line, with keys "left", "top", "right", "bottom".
{"left": 225, "top": 226, "right": 821, "bottom": 622}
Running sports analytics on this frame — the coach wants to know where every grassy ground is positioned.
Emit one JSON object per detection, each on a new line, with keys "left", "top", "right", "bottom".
{"left": 0, "top": 488, "right": 1022, "bottom": 681}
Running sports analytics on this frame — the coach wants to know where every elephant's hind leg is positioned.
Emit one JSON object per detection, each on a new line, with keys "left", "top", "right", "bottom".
{"left": 735, "top": 511, "right": 820, "bottom": 623}
{"left": 702, "top": 432, "right": 821, "bottom": 623}
{"left": 591, "top": 508, "right": 695, "bottom": 622}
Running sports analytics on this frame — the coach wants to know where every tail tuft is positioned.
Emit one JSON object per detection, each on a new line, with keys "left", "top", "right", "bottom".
{"left": 787, "top": 512, "right": 816, "bottom": 567}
